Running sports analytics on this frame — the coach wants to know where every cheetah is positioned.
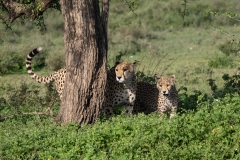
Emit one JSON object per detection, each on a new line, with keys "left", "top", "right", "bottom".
{"left": 103, "top": 61, "right": 137, "bottom": 118}
{"left": 26, "top": 47, "right": 66, "bottom": 99}
{"left": 134, "top": 75, "right": 178, "bottom": 118}
{"left": 156, "top": 75, "right": 178, "bottom": 118}
{"left": 133, "top": 82, "right": 159, "bottom": 114}
{"left": 26, "top": 47, "right": 137, "bottom": 117}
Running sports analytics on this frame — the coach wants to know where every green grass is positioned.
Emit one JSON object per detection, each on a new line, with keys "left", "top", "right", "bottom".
{"left": 1, "top": 0, "right": 240, "bottom": 159}
{"left": 1, "top": 93, "right": 240, "bottom": 159}
{"left": 1, "top": 0, "right": 239, "bottom": 94}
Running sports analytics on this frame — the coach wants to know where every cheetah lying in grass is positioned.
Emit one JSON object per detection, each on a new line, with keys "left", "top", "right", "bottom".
{"left": 134, "top": 75, "right": 178, "bottom": 118}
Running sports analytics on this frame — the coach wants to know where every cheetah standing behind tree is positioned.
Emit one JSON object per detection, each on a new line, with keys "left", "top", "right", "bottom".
{"left": 26, "top": 47, "right": 66, "bottom": 99}
{"left": 134, "top": 75, "right": 178, "bottom": 118}
{"left": 26, "top": 48, "right": 137, "bottom": 114}
{"left": 26, "top": 47, "right": 138, "bottom": 118}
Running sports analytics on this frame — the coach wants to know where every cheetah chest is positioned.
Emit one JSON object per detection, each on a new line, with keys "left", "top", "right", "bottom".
{"left": 113, "top": 88, "right": 136, "bottom": 106}
{"left": 158, "top": 95, "right": 174, "bottom": 108}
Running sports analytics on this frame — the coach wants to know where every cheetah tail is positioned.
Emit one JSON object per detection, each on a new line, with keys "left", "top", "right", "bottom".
{"left": 25, "top": 47, "right": 54, "bottom": 83}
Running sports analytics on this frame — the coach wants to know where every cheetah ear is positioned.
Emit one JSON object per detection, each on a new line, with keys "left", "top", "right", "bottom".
{"left": 133, "top": 60, "right": 139, "bottom": 68}
{"left": 155, "top": 76, "right": 162, "bottom": 81}
{"left": 133, "top": 60, "right": 139, "bottom": 65}
{"left": 132, "top": 60, "right": 139, "bottom": 71}
{"left": 115, "top": 61, "right": 121, "bottom": 65}
{"left": 170, "top": 75, "right": 175, "bottom": 83}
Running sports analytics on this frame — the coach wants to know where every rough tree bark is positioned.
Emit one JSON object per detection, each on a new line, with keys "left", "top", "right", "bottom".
{"left": 56, "top": 0, "right": 107, "bottom": 124}
{"left": 1, "top": 0, "right": 109, "bottom": 125}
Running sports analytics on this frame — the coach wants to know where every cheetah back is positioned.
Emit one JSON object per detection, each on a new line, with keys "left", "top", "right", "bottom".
{"left": 133, "top": 82, "right": 159, "bottom": 114}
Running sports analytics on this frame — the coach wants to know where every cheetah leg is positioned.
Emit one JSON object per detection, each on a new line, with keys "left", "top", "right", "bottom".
{"left": 104, "top": 106, "right": 113, "bottom": 119}
{"left": 157, "top": 105, "right": 167, "bottom": 114}
{"left": 169, "top": 113, "right": 175, "bottom": 119}
{"left": 125, "top": 104, "right": 133, "bottom": 117}
{"left": 169, "top": 106, "right": 177, "bottom": 119}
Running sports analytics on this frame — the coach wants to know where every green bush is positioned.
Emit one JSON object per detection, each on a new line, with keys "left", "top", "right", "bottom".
{"left": 1, "top": 92, "right": 240, "bottom": 159}
{"left": 1, "top": 70, "right": 239, "bottom": 159}
{"left": 136, "top": 70, "right": 156, "bottom": 84}
{"left": 219, "top": 40, "right": 240, "bottom": 56}
{"left": 178, "top": 86, "right": 208, "bottom": 112}
{"left": 0, "top": 81, "right": 60, "bottom": 122}
{"left": 0, "top": 53, "right": 24, "bottom": 74}
{"left": 45, "top": 49, "right": 65, "bottom": 71}
{"left": 208, "top": 73, "right": 240, "bottom": 98}
{"left": 208, "top": 55, "right": 235, "bottom": 68}
{"left": 183, "top": 3, "right": 214, "bottom": 27}
{"left": 30, "top": 51, "right": 46, "bottom": 70}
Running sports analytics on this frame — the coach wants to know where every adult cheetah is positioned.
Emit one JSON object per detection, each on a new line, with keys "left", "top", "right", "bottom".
{"left": 26, "top": 47, "right": 66, "bottom": 99}
{"left": 26, "top": 47, "right": 137, "bottom": 117}
{"left": 103, "top": 61, "right": 137, "bottom": 118}
{"left": 133, "top": 82, "right": 158, "bottom": 114}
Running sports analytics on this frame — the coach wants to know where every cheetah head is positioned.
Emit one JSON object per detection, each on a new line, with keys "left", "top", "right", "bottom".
{"left": 156, "top": 75, "right": 176, "bottom": 96}
{"left": 115, "top": 61, "right": 137, "bottom": 83}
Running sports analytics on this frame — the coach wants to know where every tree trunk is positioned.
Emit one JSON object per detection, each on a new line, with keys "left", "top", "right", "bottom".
{"left": 56, "top": 0, "right": 107, "bottom": 124}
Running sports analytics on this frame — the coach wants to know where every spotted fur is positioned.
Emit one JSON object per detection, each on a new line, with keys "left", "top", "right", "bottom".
{"left": 26, "top": 47, "right": 66, "bottom": 99}
{"left": 26, "top": 48, "right": 137, "bottom": 115}
{"left": 156, "top": 75, "right": 178, "bottom": 118}
{"left": 134, "top": 75, "right": 178, "bottom": 118}
{"left": 104, "top": 61, "right": 137, "bottom": 118}
{"left": 133, "top": 82, "right": 159, "bottom": 114}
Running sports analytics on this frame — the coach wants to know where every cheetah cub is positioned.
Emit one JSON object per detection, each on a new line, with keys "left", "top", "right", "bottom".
{"left": 156, "top": 75, "right": 178, "bottom": 118}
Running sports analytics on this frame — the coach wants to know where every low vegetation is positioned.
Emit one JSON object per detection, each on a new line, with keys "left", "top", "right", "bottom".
{"left": 0, "top": 74, "right": 240, "bottom": 159}
{"left": 0, "top": 0, "right": 240, "bottom": 159}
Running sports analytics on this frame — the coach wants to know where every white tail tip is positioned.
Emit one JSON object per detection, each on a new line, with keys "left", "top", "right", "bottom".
{"left": 37, "top": 47, "right": 43, "bottom": 51}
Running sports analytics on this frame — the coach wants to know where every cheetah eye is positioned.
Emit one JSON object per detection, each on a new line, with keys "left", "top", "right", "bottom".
{"left": 159, "top": 85, "right": 162, "bottom": 87}
{"left": 123, "top": 68, "right": 128, "bottom": 72}
{"left": 115, "top": 69, "right": 118, "bottom": 72}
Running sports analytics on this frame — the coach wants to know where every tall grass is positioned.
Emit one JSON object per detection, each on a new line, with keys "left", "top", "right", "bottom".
{"left": 1, "top": 0, "right": 240, "bottom": 159}
{"left": 1, "top": 0, "right": 240, "bottom": 93}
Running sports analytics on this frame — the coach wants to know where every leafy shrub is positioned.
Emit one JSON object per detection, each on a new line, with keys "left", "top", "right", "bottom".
{"left": 178, "top": 86, "right": 208, "bottom": 112}
{"left": 0, "top": 81, "right": 60, "bottom": 122}
{"left": 136, "top": 70, "right": 156, "bottom": 84}
{"left": 208, "top": 73, "right": 240, "bottom": 98}
{"left": 0, "top": 53, "right": 24, "bottom": 74}
{"left": 183, "top": 3, "right": 214, "bottom": 27}
{"left": 30, "top": 50, "right": 46, "bottom": 70}
{"left": 208, "top": 55, "right": 235, "bottom": 68}
{"left": 219, "top": 40, "right": 240, "bottom": 56}
{"left": 1, "top": 93, "right": 240, "bottom": 159}
{"left": 45, "top": 49, "right": 65, "bottom": 70}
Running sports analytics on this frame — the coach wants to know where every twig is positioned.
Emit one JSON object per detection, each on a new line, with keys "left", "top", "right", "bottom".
{"left": 160, "top": 55, "right": 181, "bottom": 76}
{"left": 0, "top": 111, "right": 52, "bottom": 122}
{"left": 181, "top": 0, "right": 189, "bottom": 21}
{"left": 122, "top": 0, "right": 137, "bottom": 16}
{"left": 151, "top": 53, "right": 168, "bottom": 76}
